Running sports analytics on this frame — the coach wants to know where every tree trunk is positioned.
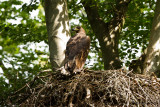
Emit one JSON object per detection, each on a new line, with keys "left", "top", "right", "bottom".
{"left": 44, "top": 0, "right": 70, "bottom": 71}
{"left": 143, "top": 0, "right": 160, "bottom": 77}
{"left": 82, "top": 0, "right": 131, "bottom": 70}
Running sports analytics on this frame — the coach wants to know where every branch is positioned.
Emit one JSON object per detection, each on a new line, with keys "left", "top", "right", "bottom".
{"left": 109, "top": 0, "right": 132, "bottom": 31}
{"left": 81, "top": 0, "right": 108, "bottom": 35}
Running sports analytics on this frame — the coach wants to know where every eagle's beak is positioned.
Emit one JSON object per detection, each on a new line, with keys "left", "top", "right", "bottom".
{"left": 72, "top": 27, "right": 79, "bottom": 31}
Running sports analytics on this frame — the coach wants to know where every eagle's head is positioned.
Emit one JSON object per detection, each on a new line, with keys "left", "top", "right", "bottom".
{"left": 72, "top": 26, "right": 85, "bottom": 33}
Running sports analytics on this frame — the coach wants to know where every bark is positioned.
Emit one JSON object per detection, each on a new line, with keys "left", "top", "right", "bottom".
{"left": 44, "top": 0, "right": 70, "bottom": 70}
{"left": 143, "top": 0, "right": 160, "bottom": 77}
{"left": 82, "top": 0, "right": 131, "bottom": 70}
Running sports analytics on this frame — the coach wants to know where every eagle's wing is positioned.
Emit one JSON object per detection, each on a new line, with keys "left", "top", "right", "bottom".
{"left": 64, "top": 33, "right": 90, "bottom": 73}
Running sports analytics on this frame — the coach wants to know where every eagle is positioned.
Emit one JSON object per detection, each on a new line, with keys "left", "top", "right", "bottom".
{"left": 64, "top": 26, "right": 90, "bottom": 74}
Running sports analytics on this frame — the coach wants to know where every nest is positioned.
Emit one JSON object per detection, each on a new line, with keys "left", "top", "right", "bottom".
{"left": 8, "top": 69, "right": 160, "bottom": 107}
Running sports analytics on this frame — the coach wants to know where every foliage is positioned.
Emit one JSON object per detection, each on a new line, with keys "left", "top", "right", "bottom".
{"left": 0, "top": 0, "right": 156, "bottom": 105}
{"left": 0, "top": 0, "right": 48, "bottom": 105}
{"left": 119, "top": 0, "right": 155, "bottom": 66}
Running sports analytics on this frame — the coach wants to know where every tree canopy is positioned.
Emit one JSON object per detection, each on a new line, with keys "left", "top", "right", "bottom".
{"left": 0, "top": 0, "right": 157, "bottom": 105}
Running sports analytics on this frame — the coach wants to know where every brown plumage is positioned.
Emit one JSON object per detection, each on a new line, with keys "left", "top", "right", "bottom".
{"left": 64, "top": 26, "right": 90, "bottom": 74}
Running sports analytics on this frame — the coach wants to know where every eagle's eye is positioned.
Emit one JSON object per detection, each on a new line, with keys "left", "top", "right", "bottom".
{"left": 72, "top": 26, "right": 81, "bottom": 31}
{"left": 76, "top": 26, "right": 81, "bottom": 29}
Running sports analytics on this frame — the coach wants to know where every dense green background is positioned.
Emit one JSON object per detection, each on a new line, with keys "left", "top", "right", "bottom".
{"left": 0, "top": 0, "right": 155, "bottom": 105}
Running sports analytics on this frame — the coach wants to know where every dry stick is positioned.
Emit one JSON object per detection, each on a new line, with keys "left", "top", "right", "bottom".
{"left": 129, "top": 88, "right": 140, "bottom": 106}
{"left": 85, "top": 87, "right": 95, "bottom": 107}
{"left": 12, "top": 69, "right": 52, "bottom": 96}
{"left": 122, "top": 76, "right": 130, "bottom": 107}
{"left": 69, "top": 82, "right": 78, "bottom": 106}
{"left": 135, "top": 79, "right": 151, "bottom": 105}
{"left": 39, "top": 78, "right": 46, "bottom": 84}
{"left": 26, "top": 83, "right": 33, "bottom": 94}
{"left": 18, "top": 70, "right": 52, "bottom": 106}
{"left": 127, "top": 76, "right": 141, "bottom": 106}
{"left": 117, "top": 73, "right": 138, "bottom": 106}
{"left": 34, "top": 86, "right": 46, "bottom": 106}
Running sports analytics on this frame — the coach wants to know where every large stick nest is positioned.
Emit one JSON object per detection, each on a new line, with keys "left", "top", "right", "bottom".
{"left": 8, "top": 69, "right": 160, "bottom": 106}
